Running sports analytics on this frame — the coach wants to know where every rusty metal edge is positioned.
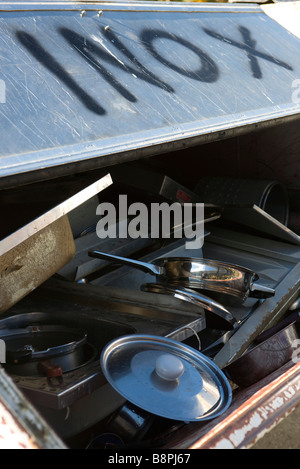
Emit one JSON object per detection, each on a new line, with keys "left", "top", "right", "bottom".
{"left": 164, "top": 360, "right": 300, "bottom": 449}
{"left": 213, "top": 261, "right": 300, "bottom": 369}
{"left": 0, "top": 367, "right": 66, "bottom": 449}
{"left": 0, "top": 173, "right": 112, "bottom": 257}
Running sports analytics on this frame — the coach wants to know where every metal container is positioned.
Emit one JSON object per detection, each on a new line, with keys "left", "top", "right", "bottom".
{"left": 105, "top": 402, "right": 155, "bottom": 443}
{"left": 100, "top": 334, "right": 232, "bottom": 422}
{"left": 2, "top": 325, "right": 88, "bottom": 376}
{"left": 224, "top": 319, "right": 300, "bottom": 387}
{"left": 89, "top": 250, "right": 275, "bottom": 305}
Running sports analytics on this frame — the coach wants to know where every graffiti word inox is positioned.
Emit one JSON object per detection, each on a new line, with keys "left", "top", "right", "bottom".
{"left": 16, "top": 25, "right": 293, "bottom": 115}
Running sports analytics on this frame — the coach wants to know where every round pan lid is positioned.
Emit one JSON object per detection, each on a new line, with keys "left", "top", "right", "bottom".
{"left": 141, "top": 283, "right": 236, "bottom": 330}
{"left": 100, "top": 334, "right": 232, "bottom": 422}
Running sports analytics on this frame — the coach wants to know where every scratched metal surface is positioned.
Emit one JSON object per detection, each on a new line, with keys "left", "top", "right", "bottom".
{"left": 0, "top": 1, "right": 300, "bottom": 183}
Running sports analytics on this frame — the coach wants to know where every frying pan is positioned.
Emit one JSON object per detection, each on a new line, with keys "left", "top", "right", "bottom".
{"left": 88, "top": 250, "right": 275, "bottom": 305}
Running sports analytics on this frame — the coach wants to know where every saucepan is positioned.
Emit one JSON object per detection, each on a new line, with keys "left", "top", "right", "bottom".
{"left": 224, "top": 311, "right": 300, "bottom": 387}
{"left": 88, "top": 250, "right": 275, "bottom": 305}
{"left": 2, "top": 324, "right": 88, "bottom": 376}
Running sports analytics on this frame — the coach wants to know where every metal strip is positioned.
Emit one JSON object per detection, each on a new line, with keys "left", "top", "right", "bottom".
{"left": 191, "top": 361, "right": 300, "bottom": 449}
{"left": 0, "top": 173, "right": 112, "bottom": 256}
{"left": 213, "top": 261, "right": 300, "bottom": 369}
{"left": 0, "top": 1, "right": 262, "bottom": 14}
{"left": 1, "top": 109, "right": 300, "bottom": 187}
{"left": 163, "top": 360, "right": 300, "bottom": 449}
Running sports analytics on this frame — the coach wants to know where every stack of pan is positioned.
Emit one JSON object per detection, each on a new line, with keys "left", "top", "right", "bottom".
{"left": 89, "top": 250, "right": 275, "bottom": 331}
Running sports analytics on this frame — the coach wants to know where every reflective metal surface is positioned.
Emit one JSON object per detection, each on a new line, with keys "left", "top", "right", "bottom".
{"left": 155, "top": 257, "right": 275, "bottom": 303}
{"left": 106, "top": 401, "right": 155, "bottom": 443}
{"left": 0, "top": 174, "right": 112, "bottom": 255}
{"left": 219, "top": 205, "right": 300, "bottom": 246}
{"left": 1, "top": 2, "right": 300, "bottom": 186}
{"left": 89, "top": 250, "right": 164, "bottom": 276}
{"left": 141, "top": 283, "right": 236, "bottom": 330}
{"left": 224, "top": 321, "right": 300, "bottom": 387}
{"left": 89, "top": 250, "right": 275, "bottom": 304}
{"left": 2, "top": 325, "right": 87, "bottom": 362}
{"left": 101, "top": 334, "right": 232, "bottom": 422}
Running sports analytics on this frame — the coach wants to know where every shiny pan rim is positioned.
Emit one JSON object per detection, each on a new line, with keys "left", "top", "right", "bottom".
{"left": 100, "top": 334, "right": 232, "bottom": 422}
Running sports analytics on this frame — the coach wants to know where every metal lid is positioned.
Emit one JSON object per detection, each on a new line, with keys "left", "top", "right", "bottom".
{"left": 141, "top": 283, "right": 236, "bottom": 330}
{"left": 100, "top": 334, "right": 232, "bottom": 422}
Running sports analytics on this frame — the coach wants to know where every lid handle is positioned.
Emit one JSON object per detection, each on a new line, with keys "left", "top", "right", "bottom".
{"left": 155, "top": 354, "right": 184, "bottom": 381}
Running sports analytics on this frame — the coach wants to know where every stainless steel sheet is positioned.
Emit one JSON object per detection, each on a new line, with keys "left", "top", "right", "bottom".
{"left": 0, "top": 174, "right": 112, "bottom": 256}
{"left": 0, "top": 2, "right": 300, "bottom": 184}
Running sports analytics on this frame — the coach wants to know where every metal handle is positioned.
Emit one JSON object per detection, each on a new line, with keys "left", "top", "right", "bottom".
{"left": 249, "top": 282, "right": 275, "bottom": 299}
{"left": 202, "top": 299, "right": 263, "bottom": 356}
{"left": 88, "top": 250, "right": 164, "bottom": 276}
{"left": 141, "top": 283, "right": 236, "bottom": 330}
{"left": 38, "top": 360, "right": 63, "bottom": 378}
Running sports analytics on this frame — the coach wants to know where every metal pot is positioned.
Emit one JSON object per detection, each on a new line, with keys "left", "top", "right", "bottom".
{"left": 89, "top": 250, "right": 275, "bottom": 305}
{"left": 105, "top": 402, "right": 155, "bottom": 444}
{"left": 224, "top": 312, "right": 300, "bottom": 387}
{"left": 2, "top": 324, "right": 88, "bottom": 376}
{"left": 100, "top": 334, "right": 232, "bottom": 422}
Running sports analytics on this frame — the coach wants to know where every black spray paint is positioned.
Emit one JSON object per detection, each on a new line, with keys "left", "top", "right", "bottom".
{"left": 16, "top": 25, "right": 293, "bottom": 115}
